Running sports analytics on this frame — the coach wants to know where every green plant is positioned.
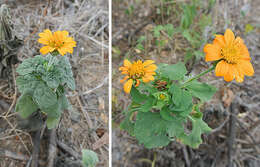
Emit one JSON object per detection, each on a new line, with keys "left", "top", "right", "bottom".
{"left": 82, "top": 149, "right": 99, "bottom": 167}
{"left": 15, "top": 53, "right": 75, "bottom": 129}
{"left": 120, "top": 62, "right": 217, "bottom": 149}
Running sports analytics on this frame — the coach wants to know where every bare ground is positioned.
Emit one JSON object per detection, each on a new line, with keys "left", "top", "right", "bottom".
{"left": 0, "top": 0, "right": 109, "bottom": 166}
{"left": 112, "top": 0, "right": 260, "bottom": 166}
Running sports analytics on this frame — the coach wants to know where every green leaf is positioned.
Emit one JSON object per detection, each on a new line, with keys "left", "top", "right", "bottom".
{"left": 60, "top": 93, "right": 70, "bottom": 110}
{"left": 82, "top": 149, "right": 99, "bottom": 167}
{"left": 186, "top": 81, "right": 217, "bottom": 101}
{"left": 42, "top": 101, "right": 62, "bottom": 118}
{"left": 181, "top": 116, "right": 212, "bottom": 148}
{"left": 41, "top": 69, "right": 60, "bottom": 89}
{"left": 134, "top": 112, "right": 170, "bottom": 148}
{"left": 16, "top": 75, "right": 41, "bottom": 94}
{"left": 164, "top": 24, "right": 175, "bottom": 37}
{"left": 65, "top": 76, "right": 76, "bottom": 90}
{"left": 16, "top": 93, "right": 38, "bottom": 119}
{"left": 170, "top": 89, "right": 192, "bottom": 117}
{"left": 169, "top": 84, "right": 182, "bottom": 106}
{"left": 16, "top": 58, "right": 38, "bottom": 75}
{"left": 166, "top": 117, "right": 185, "bottom": 138}
{"left": 120, "top": 110, "right": 135, "bottom": 136}
{"left": 153, "top": 25, "right": 164, "bottom": 38}
{"left": 245, "top": 24, "right": 254, "bottom": 34}
{"left": 46, "top": 117, "right": 60, "bottom": 129}
{"left": 139, "top": 96, "right": 156, "bottom": 112}
{"left": 130, "top": 87, "right": 146, "bottom": 103}
{"left": 33, "top": 83, "right": 57, "bottom": 110}
{"left": 160, "top": 106, "right": 175, "bottom": 121}
{"left": 182, "top": 30, "right": 194, "bottom": 44}
{"left": 161, "top": 63, "right": 187, "bottom": 81}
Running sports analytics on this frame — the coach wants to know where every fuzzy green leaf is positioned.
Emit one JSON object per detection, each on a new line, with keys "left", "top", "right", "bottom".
{"left": 16, "top": 93, "right": 38, "bottom": 119}
{"left": 16, "top": 58, "right": 37, "bottom": 75}
{"left": 82, "top": 149, "right": 99, "bottom": 167}
{"left": 60, "top": 93, "right": 70, "bottom": 110}
{"left": 134, "top": 112, "right": 170, "bottom": 148}
{"left": 161, "top": 63, "right": 187, "bottom": 81}
{"left": 186, "top": 81, "right": 217, "bottom": 101}
{"left": 16, "top": 75, "right": 41, "bottom": 94}
{"left": 33, "top": 83, "right": 57, "bottom": 110}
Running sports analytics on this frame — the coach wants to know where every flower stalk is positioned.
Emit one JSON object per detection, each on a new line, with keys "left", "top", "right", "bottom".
{"left": 181, "top": 66, "right": 215, "bottom": 88}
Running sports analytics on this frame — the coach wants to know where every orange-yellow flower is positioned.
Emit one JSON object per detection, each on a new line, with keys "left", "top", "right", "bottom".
{"left": 119, "top": 59, "right": 157, "bottom": 93}
{"left": 38, "top": 29, "right": 76, "bottom": 56}
{"left": 204, "top": 29, "right": 254, "bottom": 82}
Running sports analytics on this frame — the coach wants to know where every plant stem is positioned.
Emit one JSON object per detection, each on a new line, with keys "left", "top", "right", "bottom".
{"left": 181, "top": 66, "right": 215, "bottom": 88}
{"left": 151, "top": 152, "right": 157, "bottom": 167}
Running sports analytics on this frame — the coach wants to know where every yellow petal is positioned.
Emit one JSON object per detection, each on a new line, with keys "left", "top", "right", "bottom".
{"left": 124, "top": 79, "right": 133, "bottom": 93}
{"left": 142, "top": 75, "right": 154, "bottom": 83}
{"left": 233, "top": 65, "right": 244, "bottom": 83}
{"left": 204, "top": 44, "right": 221, "bottom": 62}
{"left": 58, "top": 48, "right": 66, "bottom": 56}
{"left": 235, "top": 37, "right": 250, "bottom": 60}
{"left": 223, "top": 64, "right": 235, "bottom": 82}
{"left": 39, "top": 29, "right": 52, "bottom": 38}
{"left": 143, "top": 60, "right": 155, "bottom": 67}
{"left": 239, "top": 60, "right": 254, "bottom": 76}
{"left": 224, "top": 29, "right": 235, "bottom": 45}
{"left": 119, "top": 66, "right": 128, "bottom": 71}
{"left": 215, "top": 60, "right": 228, "bottom": 77}
{"left": 62, "top": 30, "right": 69, "bottom": 37}
{"left": 124, "top": 59, "right": 132, "bottom": 68}
{"left": 38, "top": 38, "right": 49, "bottom": 45}
{"left": 40, "top": 46, "right": 54, "bottom": 55}
{"left": 213, "top": 34, "right": 225, "bottom": 47}
{"left": 144, "top": 64, "right": 157, "bottom": 72}
{"left": 120, "top": 76, "right": 129, "bottom": 83}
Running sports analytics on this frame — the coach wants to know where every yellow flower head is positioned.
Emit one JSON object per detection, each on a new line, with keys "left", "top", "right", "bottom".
{"left": 119, "top": 59, "right": 157, "bottom": 93}
{"left": 204, "top": 29, "right": 254, "bottom": 82}
{"left": 38, "top": 29, "right": 76, "bottom": 56}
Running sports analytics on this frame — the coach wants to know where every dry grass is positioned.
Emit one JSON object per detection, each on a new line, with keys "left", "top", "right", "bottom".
{"left": 0, "top": 0, "right": 108, "bottom": 166}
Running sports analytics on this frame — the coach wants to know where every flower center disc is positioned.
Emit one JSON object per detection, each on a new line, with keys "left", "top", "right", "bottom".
{"left": 129, "top": 61, "right": 145, "bottom": 79}
{"left": 221, "top": 46, "right": 239, "bottom": 64}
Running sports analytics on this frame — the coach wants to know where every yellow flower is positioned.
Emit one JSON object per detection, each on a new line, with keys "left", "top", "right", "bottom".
{"left": 204, "top": 29, "right": 254, "bottom": 82}
{"left": 119, "top": 59, "right": 157, "bottom": 93}
{"left": 38, "top": 29, "right": 76, "bottom": 56}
